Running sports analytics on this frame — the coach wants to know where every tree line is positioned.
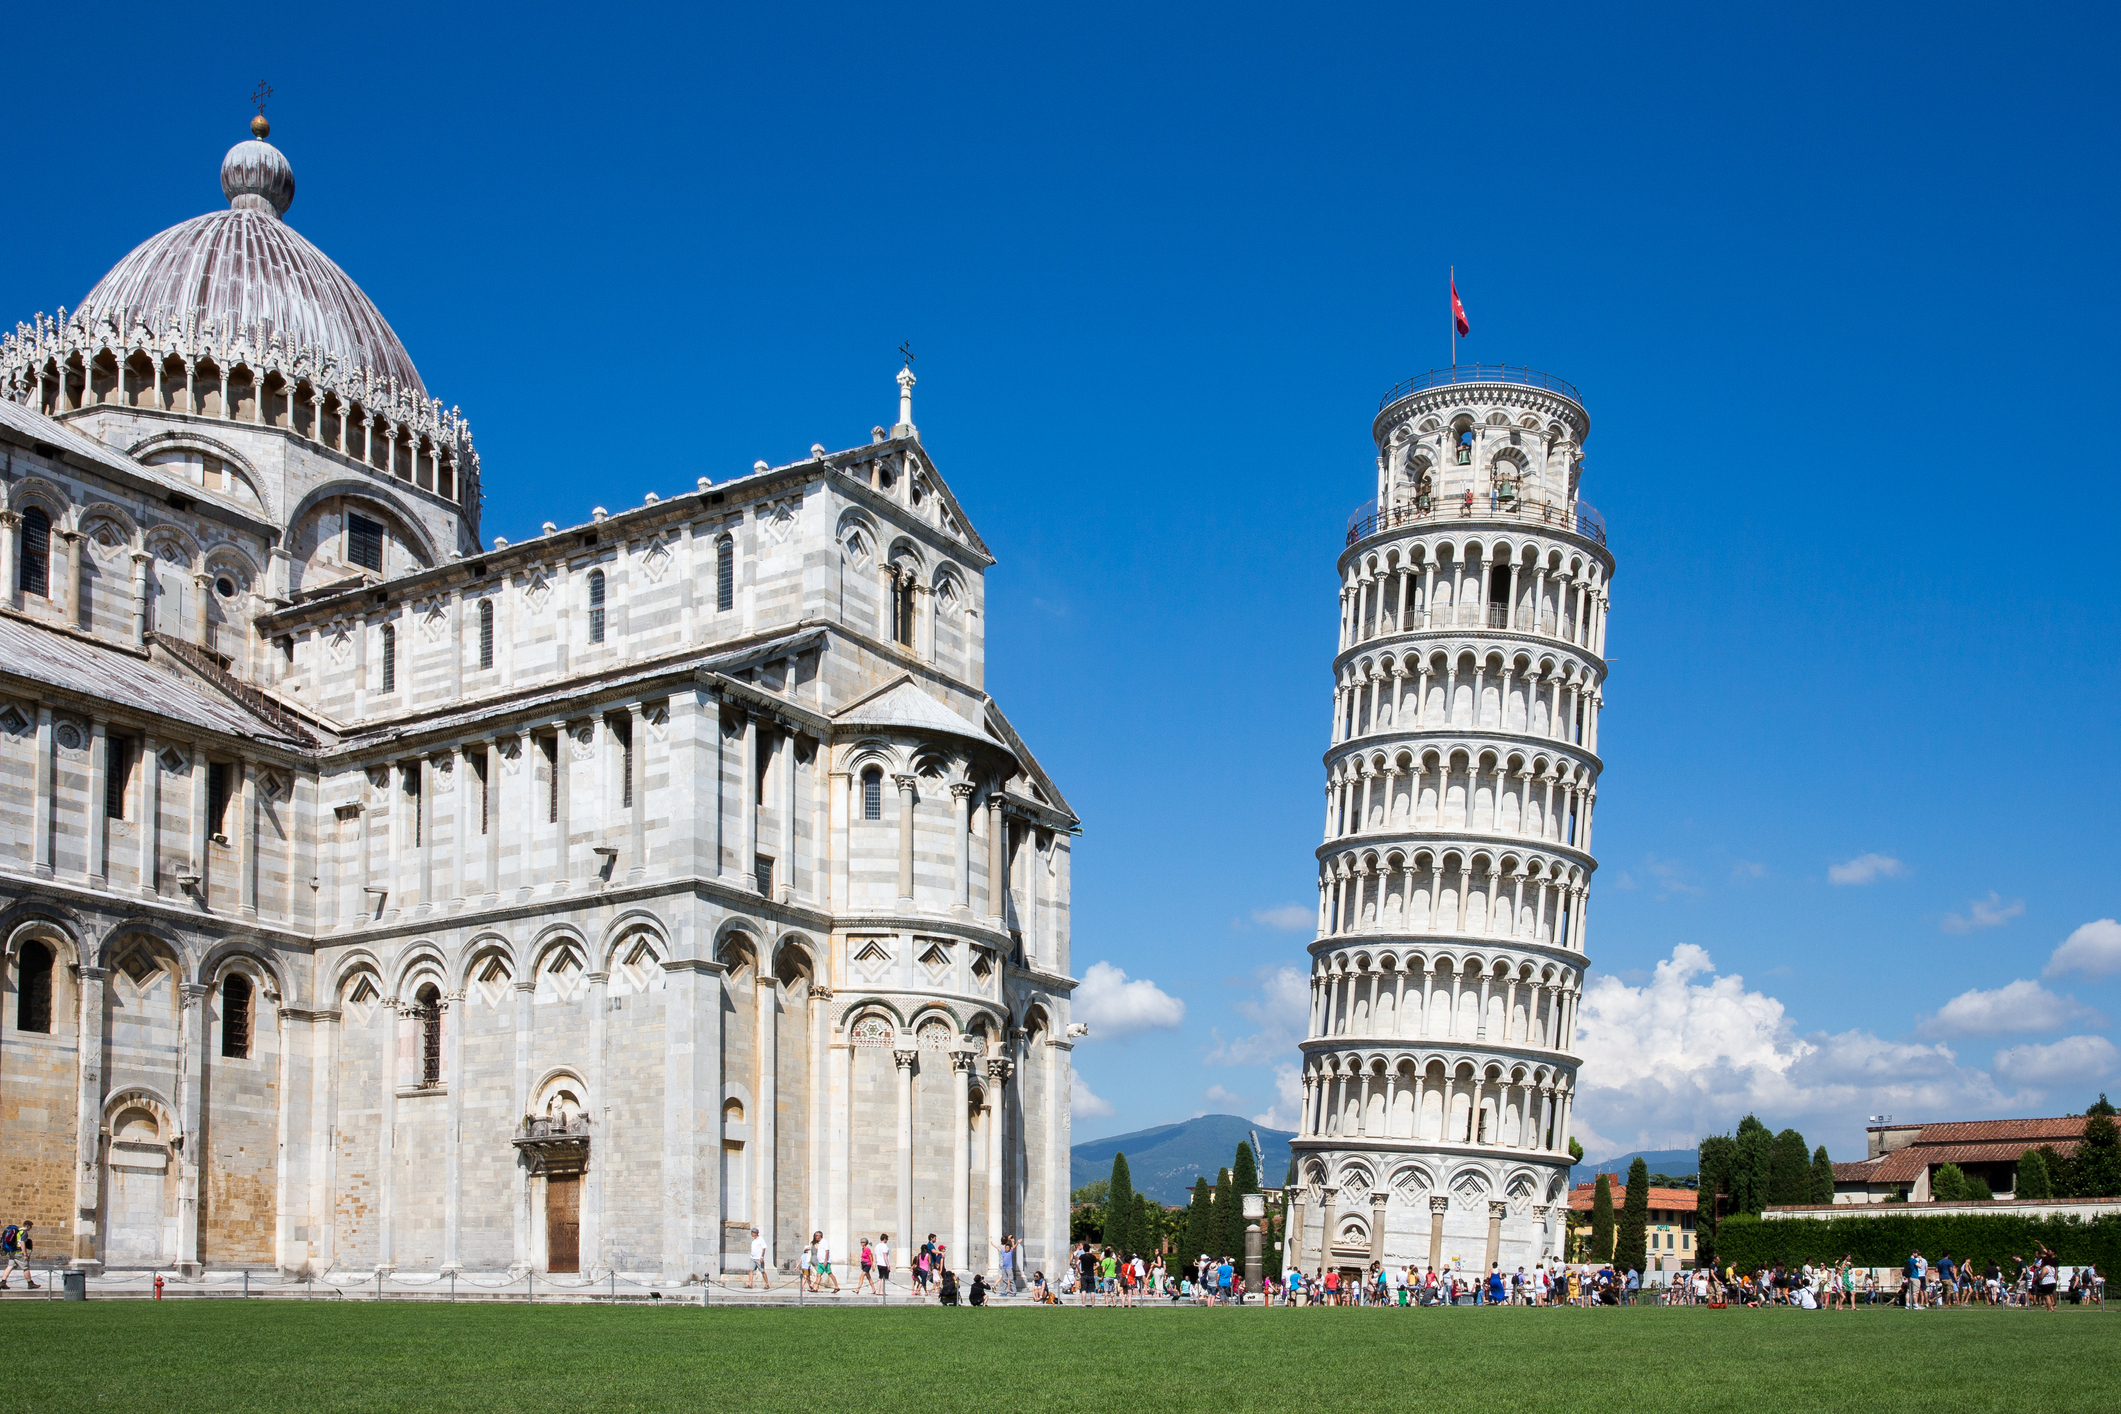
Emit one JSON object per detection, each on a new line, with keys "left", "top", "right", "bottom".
{"left": 1070, "top": 1140, "right": 1284, "bottom": 1274}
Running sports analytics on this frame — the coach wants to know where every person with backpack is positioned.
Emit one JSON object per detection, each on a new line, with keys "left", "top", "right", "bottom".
{"left": 0, "top": 1220, "right": 34, "bottom": 1289}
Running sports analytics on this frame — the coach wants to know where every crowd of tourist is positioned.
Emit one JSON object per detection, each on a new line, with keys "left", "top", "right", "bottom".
{"left": 1666, "top": 1248, "right": 2104, "bottom": 1310}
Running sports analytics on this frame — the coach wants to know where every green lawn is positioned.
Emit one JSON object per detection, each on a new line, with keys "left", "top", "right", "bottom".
{"left": 6, "top": 1302, "right": 2115, "bottom": 1413}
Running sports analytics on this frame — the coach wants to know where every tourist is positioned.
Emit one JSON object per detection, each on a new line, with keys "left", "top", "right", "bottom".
{"left": 1284, "top": 1267, "right": 1303, "bottom": 1306}
{"left": 1487, "top": 1265, "right": 1506, "bottom": 1305}
{"left": 856, "top": 1236, "right": 879, "bottom": 1295}
{"left": 994, "top": 1234, "right": 1017, "bottom": 1297}
{"left": 1076, "top": 1243, "right": 1098, "bottom": 1307}
{"left": 968, "top": 1272, "right": 987, "bottom": 1307}
{"left": 2036, "top": 1249, "right": 2060, "bottom": 1312}
{"left": 807, "top": 1231, "right": 838, "bottom": 1293}
{"left": 0, "top": 1220, "right": 33, "bottom": 1290}
{"left": 1217, "top": 1255, "right": 1235, "bottom": 1305}
{"left": 875, "top": 1233, "right": 893, "bottom": 1291}
{"left": 914, "top": 1243, "right": 932, "bottom": 1298}
{"left": 938, "top": 1267, "right": 960, "bottom": 1306}
{"left": 1099, "top": 1246, "right": 1118, "bottom": 1306}
{"left": 1029, "top": 1269, "right": 1051, "bottom": 1303}
{"left": 745, "top": 1226, "right": 769, "bottom": 1290}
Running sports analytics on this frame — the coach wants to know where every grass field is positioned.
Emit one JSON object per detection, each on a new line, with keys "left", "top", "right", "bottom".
{"left": 5, "top": 1302, "right": 2115, "bottom": 1413}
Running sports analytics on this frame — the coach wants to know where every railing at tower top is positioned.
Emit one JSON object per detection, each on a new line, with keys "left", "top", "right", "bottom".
{"left": 1377, "top": 365, "right": 1582, "bottom": 410}
{"left": 1345, "top": 494, "right": 1608, "bottom": 547}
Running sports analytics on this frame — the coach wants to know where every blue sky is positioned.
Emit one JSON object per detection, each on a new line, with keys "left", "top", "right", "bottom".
{"left": 10, "top": 3, "right": 2119, "bottom": 1162}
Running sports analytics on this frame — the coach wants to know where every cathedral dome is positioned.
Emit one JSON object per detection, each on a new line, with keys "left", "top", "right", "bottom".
{"left": 77, "top": 128, "right": 425, "bottom": 396}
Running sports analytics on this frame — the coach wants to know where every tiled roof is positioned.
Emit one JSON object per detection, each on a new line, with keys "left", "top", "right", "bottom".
{"left": 1832, "top": 1161, "right": 1883, "bottom": 1182}
{"left": 1910, "top": 1117, "right": 2085, "bottom": 1145}
{"left": 0, "top": 613, "right": 302, "bottom": 744}
{"left": 1567, "top": 1184, "right": 1698, "bottom": 1213}
{"left": 1871, "top": 1140, "right": 2079, "bottom": 1184}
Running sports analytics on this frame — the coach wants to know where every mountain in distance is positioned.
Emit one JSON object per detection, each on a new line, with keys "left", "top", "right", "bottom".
{"left": 1071, "top": 1114, "right": 1297, "bottom": 1205}
{"left": 1570, "top": 1148, "right": 1701, "bottom": 1187}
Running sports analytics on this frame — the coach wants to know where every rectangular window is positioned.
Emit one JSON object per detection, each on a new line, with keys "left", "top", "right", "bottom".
{"left": 716, "top": 537, "right": 734, "bottom": 613}
{"left": 615, "top": 717, "right": 634, "bottom": 810}
{"left": 106, "top": 736, "right": 131, "bottom": 821}
{"left": 542, "top": 734, "right": 560, "bottom": 824}
{"left": 478, "top": 600, "right": 494, "bottom": 670}
{"left": 220, "top": 974, "right": 252, "bottom": 1059}
{"left": 380, "top": 623, "right": 397, "bottom": 693}
{"left": 588, "top": 570, "right": 606, "bottom": 645}
{"left": 347, "top": 513, "right": 384, "bottom": 573}
{"left": 474, "top": 750, "right": 490, "bottom": 835}
{"left": 863, "top": 772, "right": 881, "bottom": 820}
{"left": 206, "top": 762, "right": 231, "bottom": 840}
{"left": 404, "top": 762, "right": 422, "bottom": 846}
{"left": 754, "top": 852, "right": 774, "bottom": 897}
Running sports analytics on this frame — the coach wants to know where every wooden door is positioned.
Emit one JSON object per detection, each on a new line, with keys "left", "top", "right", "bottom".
{"left": 546, "top": 1175, "right": 580, "bottom": 1273}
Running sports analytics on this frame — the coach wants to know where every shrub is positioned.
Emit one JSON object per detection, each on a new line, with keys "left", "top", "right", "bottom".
{"left": 1713, "top": 1211, "right": 2121, "bottom": 1274}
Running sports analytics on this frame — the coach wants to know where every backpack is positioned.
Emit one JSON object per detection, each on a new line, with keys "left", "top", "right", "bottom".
{"left": 0, "top": 1224, "right": 16, "bottom": 1253}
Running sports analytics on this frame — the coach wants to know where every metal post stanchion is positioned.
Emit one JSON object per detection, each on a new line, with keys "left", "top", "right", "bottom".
{"left": 243, "top": 1269, "right": 250, "bottom": 1300}
{"left": 611, "top": 1271, "right": 617, "bottom": 1302}
{"left": 376, "top": 1270, "right": 382, "bottom": 1302}
{"left": 528, "top": 1270, "right": 535, "bottom": 1305}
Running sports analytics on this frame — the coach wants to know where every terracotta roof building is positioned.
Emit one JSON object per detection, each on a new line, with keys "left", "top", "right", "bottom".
{"left": 1827, "top": 1117, "right": 2085, "bottom": 1203}
{"left": 1566, "top": 1183, "right": 1699, "bottom": 1270}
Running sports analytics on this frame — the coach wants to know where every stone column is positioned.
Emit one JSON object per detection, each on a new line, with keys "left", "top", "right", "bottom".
{"left": 31, "top": 704, "right": 52, "bottom": 879}
{"left": 513, "top": 981, "right": 534, "bottom": 1268}
{"left": 985, "top": 1058, "right": 1007, "bottom": 1277}
{"left": 806, "top": 985, "right": 831, "bottom": 1261}
{"left": 1485, "top": 1199, "right": 1508, "bottom": 1275}
{"left": 71, "top": 965, "right": 108, "bottom": 1269}
{"left": 1316, "top": 1187, "right": 1337, "bottom": 1273}
{"left": 827, "top": 1036, "right": 853, "bottom": 1274}
{"left": 755, "top": 974, "right": 778, "bottom": 1268}
{"left": 951, "top": 783, "right": 974, "bottom": 915}
{"left": 1285, "top": 1194, "right": 1306, "bottom": 1271}
{"left": 829, "top": 769, "right": 851, "bottom": 911}
{"left": 239, "top": 758, "right": 258, "bottom": 918}
{"left": 1427, "top": 1194, "right": 1448, "bottom": 1274}
{"left": 739, "top": 712, "right": 758, "bottom": 887}
{"left": 661, "top": 957, "right": 726, "bottom": 1283}
{"left": 175, "top": 981, "right": 209, "bottom": 1274}
{"left": 893, "top": 1047, "right": 917, "bottom": 1282}
{"left": 0, "top": 511, "right": 17, "bottom": 613}
{"left": 85, "top": 717, "right": 107, "bottom": 885}
{"left": 138, "top": 732, "right": 159, "bottom": 897}
{"left": 442, "top": 990, "right": 465, "bottom": 1271}
{"left": 985, "top": 793, "right": 1005, "bottom": 925}
{"left": 893, "top": 774, "right": 917, "bottom": 908}
{"left": 950, "top": 1048, "right": 974, "bottom": 1276}
{"left": 1369, "top": 1192, "right": 1388, "bottom": 1267}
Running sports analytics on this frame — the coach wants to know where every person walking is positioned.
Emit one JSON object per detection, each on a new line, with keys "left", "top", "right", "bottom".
{"left": 855, "top": 1237, "right": 879, "bottom": 1295}
{"left": 0, "top": 1220, "right": 35, "bottom": 1290}
{"left": 808, "top": 1232, "right": 838, "bottom": 1293}
{"left": 875, "top": 1233, "right": 893, "bottom": 1291}
{"left": 744, "top": 1226, "right": 770, "bottom": 1290}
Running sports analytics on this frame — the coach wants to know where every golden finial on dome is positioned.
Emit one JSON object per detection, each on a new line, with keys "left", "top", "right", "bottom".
{"left": 251, "top": 80, "right": 273, "bottom": 138}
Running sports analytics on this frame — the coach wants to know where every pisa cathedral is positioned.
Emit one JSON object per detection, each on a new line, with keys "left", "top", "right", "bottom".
{"left": 1284, "top": 367, "right": 1611, "bottom": 1278}
{"left": 0, "top": 119, "right": 1078, "bottom": 1282}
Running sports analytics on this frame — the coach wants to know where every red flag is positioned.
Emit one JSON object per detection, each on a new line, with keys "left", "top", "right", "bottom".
{"left": 1451, "top": 277, "right": 1471, "bottom": 338}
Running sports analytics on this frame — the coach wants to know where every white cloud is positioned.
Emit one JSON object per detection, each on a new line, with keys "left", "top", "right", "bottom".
{"left": 1249, "top": 904, "right": 1315, "bottom": 931}
{"left": 1202, "top": 1084, "right": 1251, "bottom": 1112}
{"left": 1828, "top": 853, "right": 1905, "bottom": 885}
{"left": 2045, "top": 919, "right": 2121, "bottom": 981}
{"left": 1916, "top": 979, "right": 2101, "bottom": 1039}
{"left": 1941, "top": 892, "right": 2025, "bottom": 935}
{"left": 1072, "top": 961, "right": 1185, "bottom": 1039}
{"left": 1992, "top": 1036, "right": 2120, "bottom": 1090}
{"left": 1251, "top": 1064, "right": 1305, "bottom": 1132}
{"left": 1071, "top": 1072, "right": 1115, "bottom": 1119}
{"left": 1731, "top": 861, "right": 1767, "bottom": 881}
{"left": 1573, "top": 944, "right": 2013, "bottom": 1160}
{"left": 1205, "top": 965, "right": 1309, "bottom": 1066}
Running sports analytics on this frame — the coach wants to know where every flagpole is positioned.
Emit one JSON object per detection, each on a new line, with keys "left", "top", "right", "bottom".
{"left": 1450, "top": 265, "right": 1456, "bottom": 371}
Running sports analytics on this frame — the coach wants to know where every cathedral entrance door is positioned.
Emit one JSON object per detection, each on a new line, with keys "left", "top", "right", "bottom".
{"left": 546, "top": 1175, "right": 581, "bottom": 1273}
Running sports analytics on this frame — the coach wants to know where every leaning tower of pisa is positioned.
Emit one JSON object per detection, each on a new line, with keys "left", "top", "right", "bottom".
{"left": 1284, "top": 365, "right": 1613, "bottom": 1283}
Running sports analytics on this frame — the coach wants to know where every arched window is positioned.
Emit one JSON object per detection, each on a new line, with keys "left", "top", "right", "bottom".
{"left": 415, "top": 983, "right": 442, "bottom": 1087}
{"left": 862, "top": 767, "right": 882, "bottom": 821}
{"left": 587, "top": 569, "right": 606, "bottom": 644}
{"left": 891, "top": 568, "right": 916, "bottom": 648}
{"left": 19, "top": 506, "right": 50, "bottom": 598}
{"left": 221, "top": 973, "right": 253, "bottom": 1058}
{"left": 716, "top": 535, "right": 734, "bottom": 613}
{"left": 477, "top": 599, "right": 494, "bottom": 670}
{"left": 379, "top": 622, "right": 397, "bottom": 693}
{"left": 15, "top": 941, "right": 52, "bottom": 1033}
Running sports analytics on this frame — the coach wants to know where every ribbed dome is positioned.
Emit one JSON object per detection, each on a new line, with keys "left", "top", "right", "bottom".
{"left": 77, "top": 135, "right": 424, "bottom": 396}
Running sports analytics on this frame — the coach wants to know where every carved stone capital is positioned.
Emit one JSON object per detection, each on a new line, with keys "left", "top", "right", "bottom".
{"left": 1429, "top": 1195, "right": 1450, "bottom": 1215}
{"left": 892, "top": 1047, "right": 918, "bottom": 1071}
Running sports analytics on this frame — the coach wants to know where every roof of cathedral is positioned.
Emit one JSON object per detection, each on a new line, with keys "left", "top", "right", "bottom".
{"left": 0, "top": 614, "right": 309, "bottom": 745}
{"left": 835, "top": 677, "right": 1002, "bottom": 747}
{"left": 75, "top": 125, "right": 426, "bottom": 396}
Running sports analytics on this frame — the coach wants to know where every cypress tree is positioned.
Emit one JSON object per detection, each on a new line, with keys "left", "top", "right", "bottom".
{"left": 1768, "top": 1128, "right": 1811, "bottom": 1206}
{"left": 1809, "top": 1145, "right": 1836, "bottom": 1205}
{"left": 1106, "top": 1153, "right": 1134, "bottom": 1255}
{"left": 1614, "top": 1158, "right": 1650, "bottom": 1273}
{"left": 1135, "top": 1194, "right": 1154, "bottom": 1255}
{"left": 2015, "top": 1148, "right": 2054, "bottom": 1200}
{"left": 1590, "top": 1173, "right": 1615, "bottom": 1264}
{"left": 2077, "top": 1097, "right": 2121, "bottom": 1199}
{"left": 1184, "top": 1177, "right": 1212, "bottom": 1262}
{"left": 1734, "top": 1117, "right": 1773, "bottom": 1214}
{"left": 1212, "top": 1165, "right": 1237, "bottom": 1258}
{"left": 1931, "top": 1163, "right": 1967, "bottom": 1202}
{"left": 1696, "top": 1132, "right": 1737, "bottom": 1265}
{"left": 1233, "top": 1139, "right": 1260, "bottom": 1196}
